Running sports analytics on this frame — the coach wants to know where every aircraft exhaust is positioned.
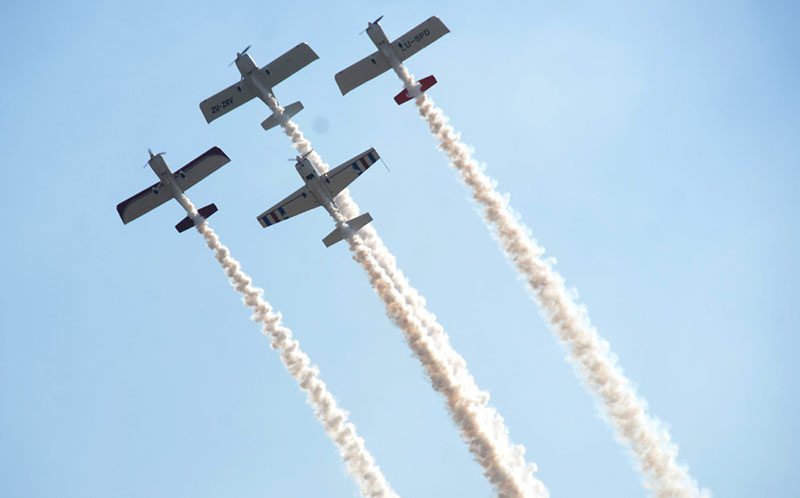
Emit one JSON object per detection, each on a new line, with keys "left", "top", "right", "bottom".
{"left": 385, "top": 56, "right": 709, "bottom": 498}
{"left": 259, "top": 94, "right": 548, "bottom": 498}
{"left": 170, "top": 192, "right": 400, "bottom": 498}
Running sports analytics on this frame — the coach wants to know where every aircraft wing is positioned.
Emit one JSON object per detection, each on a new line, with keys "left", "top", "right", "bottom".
{"left": 171, "top": 146, "right": 231, "bottom": 191}
{"left": 200, "top": 80, "right": 257, "bottom": 123}
{"left": 116, "top": 180, "right": 174, "bottom": 225}
{"left": 334, "top": 50, "right": 391, "bottom": 95}
{"left": 260, "top": 43, "right": 320, "bottom": 88}
{"left": 256, "top": 185, "right": 320, "bottom": 228}
{"left": 390, "top": 16, "right": 450, "bottom": 62}
{"left": 323, "top": 148, "right": 380, "bottom": 198}
{"left": 116, "top": 147, "right": 230, "bottom": 225}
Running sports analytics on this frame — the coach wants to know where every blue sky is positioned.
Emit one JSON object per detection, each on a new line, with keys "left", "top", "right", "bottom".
{"left": 1, "top": 1, "right": 798, "bottom": 497}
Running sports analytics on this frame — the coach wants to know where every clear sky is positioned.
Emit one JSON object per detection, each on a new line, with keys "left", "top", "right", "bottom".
{"left": 1, "top": 1, "right": 798, "bottom": 497}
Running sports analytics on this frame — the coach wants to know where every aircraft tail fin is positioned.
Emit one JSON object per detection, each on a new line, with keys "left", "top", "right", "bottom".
{"left": 322, "top": 213, "right": 373, "bottom": 247}
{"left": 261, "top": 101, "right": 304, "bottom": 131}
{"left": 394, "top": 75, "right": 437, "bottom": 104}
{"left": 175, "top": 203, "right": 218, "bottom": 233}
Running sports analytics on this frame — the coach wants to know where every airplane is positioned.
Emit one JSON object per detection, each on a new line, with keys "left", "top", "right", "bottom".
{"left": 256, "top": 148, "right": 380, "bottom": 247}
{"left": 116, "top": 147, "right": 230, "bottom": 233}
{"left": 335, "top": 16, "right": 450, "bottom": 104}
{"left": 200, "top": 43, "right": 319, "bottom": 131}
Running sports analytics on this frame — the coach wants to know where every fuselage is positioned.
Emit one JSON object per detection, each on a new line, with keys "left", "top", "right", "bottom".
{"left": 367, "top": 22, "right": 390, "bottom": 49}
{"left": 295, "top": 157, "right": 337, "bottom": 216}
{"left": 147, "top": 154, "right": 179, "bottom": 195}
{"left": 234, "top": 53, "right": 276, "bottom": 103}
{"left": 366, "top": 22, "right": 396, "bottom": 60}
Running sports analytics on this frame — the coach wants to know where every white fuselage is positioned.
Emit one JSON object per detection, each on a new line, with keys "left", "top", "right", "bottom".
{"left": 147, "top": 154, "right": 181, "bottom": 196}
{"left": 366, "top": 22, "right": 395, "bottom": 59}
{"left": 295, "top": 157, "right": 337, "bottom": 216}
{"left": 234, "top": 54, "right": 275, "bottom": 102}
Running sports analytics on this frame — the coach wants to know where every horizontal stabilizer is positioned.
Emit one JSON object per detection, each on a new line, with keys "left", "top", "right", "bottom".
{"left": 322, "top": 213, "right": 373, "bottom": 248}
{"left": 261, "top": 101, "right": 303, "bottom": 131}
{"left": 175, "top": 203, "right": 218, "bottom": 233}
{"left": 394, "top": 75, "right": 437, "bottom": 104}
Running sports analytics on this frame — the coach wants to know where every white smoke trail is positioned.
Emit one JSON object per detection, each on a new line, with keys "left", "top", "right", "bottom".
{"left": 387, "top": 58, "right": 709, "bottom": 498}
{"left": 260, "top": 95, "right": 547, "bottom": 498}
{"left": 170, "top": 190, "right": 399, "bottom": 498}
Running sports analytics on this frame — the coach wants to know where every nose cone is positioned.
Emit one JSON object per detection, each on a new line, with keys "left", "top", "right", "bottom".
{"left": 148, "top": 153, "right": 167, "bottom": 171}
{"left": 235, "top": 53, "right": 258, "bottom": 75}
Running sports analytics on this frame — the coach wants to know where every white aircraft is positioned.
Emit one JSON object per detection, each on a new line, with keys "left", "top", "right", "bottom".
{"left": 257, "top": 148, "right": 379, "bottom": 247}
{"left": 116, "top": 147, "right": 230, "bottom": 233}
{"left": 200, "top": 43, "right": 319, "bottom": 130}
{"left": 335, "top": 16, "right": 450, "bottom": 104}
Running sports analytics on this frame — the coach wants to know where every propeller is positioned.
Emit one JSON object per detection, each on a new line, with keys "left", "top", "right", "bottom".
{"left": 144, "top": 148, "right": 166, "bottom": 167}
{"left": 359, "top": 15, "right": 383, "bottom": 34}
{"left": 229, "top": 44, "right": 252, "bottom": 66}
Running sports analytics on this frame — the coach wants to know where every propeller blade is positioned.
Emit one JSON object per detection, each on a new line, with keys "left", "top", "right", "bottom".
{"left": 361, "top": 15, "right": 383, "bottom": 34}
{"left": 230, "top": 45, "right": 251, "bottom": 66}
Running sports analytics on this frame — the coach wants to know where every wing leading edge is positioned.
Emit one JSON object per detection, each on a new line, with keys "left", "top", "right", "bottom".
{"left": 335, "top": 51, "right": 391, "bottom": 96}
{"left": 260, "top": 43, "right": 319, "bottom": 89}
{"left": 199, "top": 82, "right": 256, "bottom": 124}
{"left": 256, "top": 185, "right": 320, "bottom": 228}
{"left": 391, "top": 16, "right": 450, "bottom": 63}
{"left": 322, "top": 148, "right": 380, "bottom": 198}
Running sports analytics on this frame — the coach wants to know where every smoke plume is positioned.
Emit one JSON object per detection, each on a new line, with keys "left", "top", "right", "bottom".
{"left": 260, "top": 95, "right": 548, "bottom": 498}
{"left": 386, "top": 56, "right": 709, "bottom": 498}
{"left": 170, "top": 189, "right": 399, "bottom": 498}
